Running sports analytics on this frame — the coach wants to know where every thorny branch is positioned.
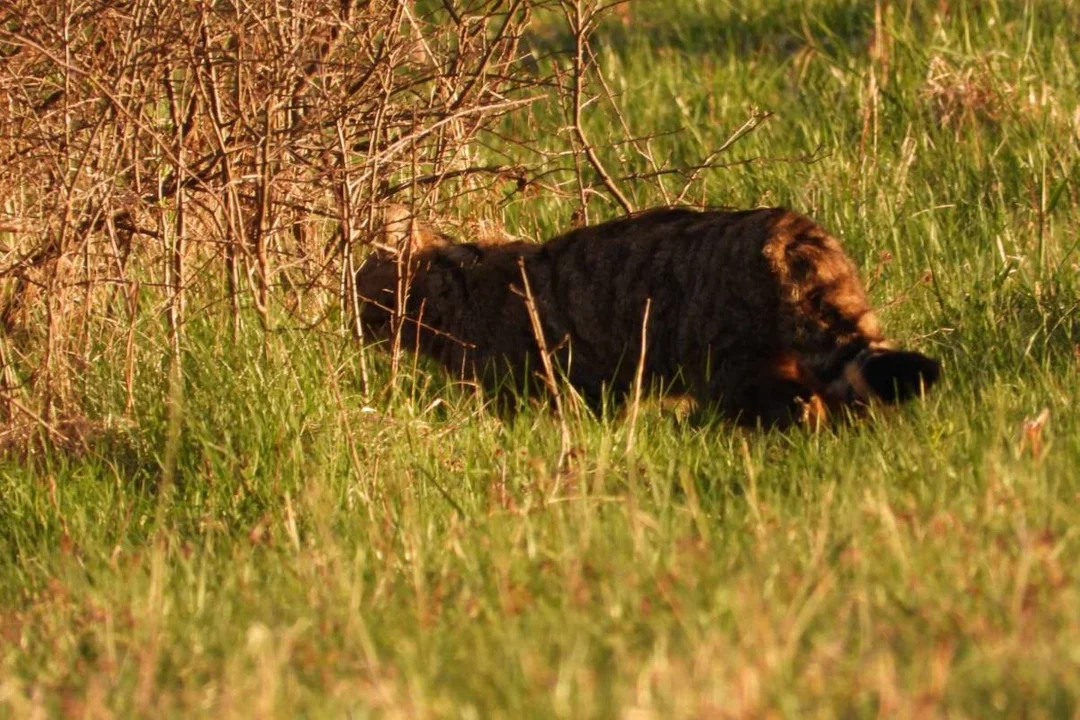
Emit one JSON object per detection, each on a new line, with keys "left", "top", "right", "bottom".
{"left": 0, "top": 0, "right": 542, "bottom": 424}
{"left": 0, "top": 0, "right": 783, "bottom": 442}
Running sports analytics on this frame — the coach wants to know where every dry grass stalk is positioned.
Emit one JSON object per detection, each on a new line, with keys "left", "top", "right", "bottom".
{"left": 624, "top": 297, "right": 651, "bottom": 455}
{"left": 515, "top": 257, "right": 572, "bottom": 469}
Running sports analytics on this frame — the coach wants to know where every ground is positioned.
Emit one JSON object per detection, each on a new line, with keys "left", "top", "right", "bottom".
{"left": 2, "top": 1, "right": 1079, "bottom": 717}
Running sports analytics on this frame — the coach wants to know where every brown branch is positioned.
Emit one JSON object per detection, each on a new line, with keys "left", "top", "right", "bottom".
{"left": 380, "top": 164, "right": 527, "bottom": 196}
{"left": 564, "top": 0, "right": 634, "bottom": 216}
{"left": 515, "top": 257, "right": 571, "bottom": 469}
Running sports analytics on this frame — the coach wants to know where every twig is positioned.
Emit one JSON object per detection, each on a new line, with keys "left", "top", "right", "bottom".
{"left": 564, "top": 0, "right": 635, "bottom": 216}
{"left": 516, "top": 257, "right": 571, "bottom": 469}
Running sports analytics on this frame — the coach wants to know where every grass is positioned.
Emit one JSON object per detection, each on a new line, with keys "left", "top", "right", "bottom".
{"left": 3, "top": 0, "right": 1080, "bottom": 716}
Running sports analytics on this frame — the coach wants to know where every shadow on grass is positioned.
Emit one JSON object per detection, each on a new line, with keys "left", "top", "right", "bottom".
{"left": 526, "top": 1, "right": 874, "bottom": 64}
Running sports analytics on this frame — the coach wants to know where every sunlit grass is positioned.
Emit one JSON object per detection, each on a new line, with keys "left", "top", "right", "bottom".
{"left": 3, "top": 1, "right": 1080, "bottom": 716}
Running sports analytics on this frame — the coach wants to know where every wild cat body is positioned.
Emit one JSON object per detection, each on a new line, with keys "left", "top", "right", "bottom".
{"left": 357, "top": 207, "right": 939, "bottom": 426}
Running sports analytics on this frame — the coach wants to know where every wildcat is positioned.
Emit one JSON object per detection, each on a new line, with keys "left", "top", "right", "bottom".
{"left": 356, "top": 205, "right": 941, "bottom": 427}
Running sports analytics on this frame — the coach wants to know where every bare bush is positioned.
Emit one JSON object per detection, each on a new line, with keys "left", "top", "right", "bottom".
{"left": 0, "top": 0, "right": 548, "bottom": 428}
{"left": 0, "top": 0, "right": 770, "bottom": 449}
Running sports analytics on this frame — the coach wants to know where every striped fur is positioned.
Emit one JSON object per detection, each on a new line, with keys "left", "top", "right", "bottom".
{"left": 357, "top": 206, "right": 940, "bottom": 427}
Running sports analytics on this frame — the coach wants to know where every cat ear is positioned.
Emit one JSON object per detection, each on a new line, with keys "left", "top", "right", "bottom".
{"left": 376, "top": 204, "right": 447, "bottom": 257}
{"left": 859, "top": 350, "right": 941, "bottom": 404}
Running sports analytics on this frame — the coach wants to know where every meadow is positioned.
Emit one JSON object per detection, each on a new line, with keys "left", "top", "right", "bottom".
{"left": 2, "top": 0, "right": 1080, "bottom": 716}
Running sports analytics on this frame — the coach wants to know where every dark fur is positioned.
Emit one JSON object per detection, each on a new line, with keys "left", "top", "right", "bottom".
{"left": 357, "top": 206, "right": 941, "bottom": 426}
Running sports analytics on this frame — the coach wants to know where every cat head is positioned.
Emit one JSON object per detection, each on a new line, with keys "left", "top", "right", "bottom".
{"left": 822, "top": 345, "right": 941, "bottom": 409}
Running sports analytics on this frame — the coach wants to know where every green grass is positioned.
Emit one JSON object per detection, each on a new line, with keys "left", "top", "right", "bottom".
{"left": 4, "top": 0, "right": 1080, "bottom": 716}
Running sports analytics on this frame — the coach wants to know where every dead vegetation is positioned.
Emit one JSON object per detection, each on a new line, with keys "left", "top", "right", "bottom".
{"left": 0, "top": 0, "right": 550, "bottom": 448}
{"left": 922, "top": 55, "right": 1005, "bottom": 133}
{"left": 0, "top": 0, "right": 781, "bottom": 455}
